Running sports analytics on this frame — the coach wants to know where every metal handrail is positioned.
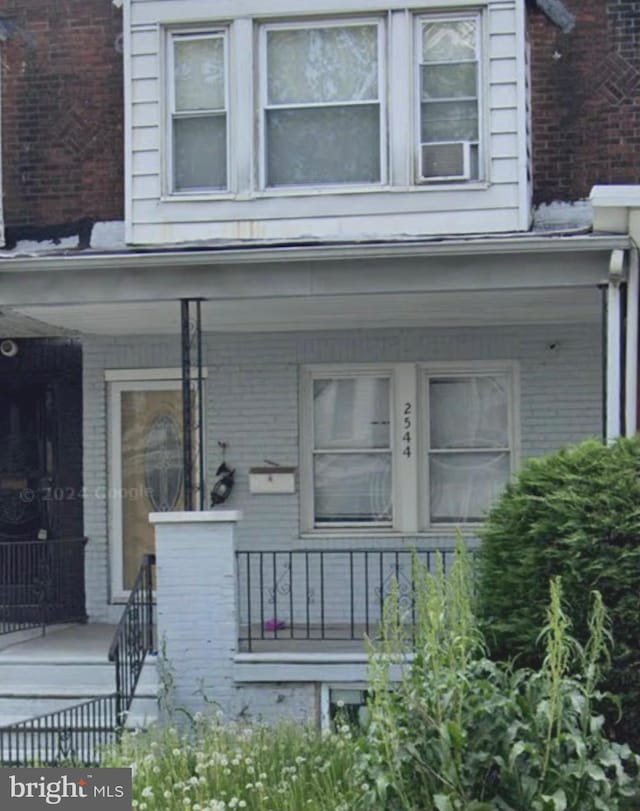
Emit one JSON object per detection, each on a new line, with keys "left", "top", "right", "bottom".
{"left": 0, "top": 694, "right": 118, "bottom": 766}
{"left": 108, "top": 554, "right": 156, "bottom": 727}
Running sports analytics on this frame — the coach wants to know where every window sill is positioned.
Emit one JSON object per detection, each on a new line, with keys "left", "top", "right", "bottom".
{"left": 160, "top": 181, "right": 490, "bottom": 204}
{"left": 299, "top": 526, "right": 482, "bottom": 540}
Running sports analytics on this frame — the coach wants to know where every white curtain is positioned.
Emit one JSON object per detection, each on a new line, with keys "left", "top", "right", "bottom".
{"left": 313, "top": 377, "right": 391, "bottom": 523}
{"left": 265, "top": 25, "right": 380, "bottom": 186}
{"left": 428, "top": 375, "right": 510, "bottom": 522}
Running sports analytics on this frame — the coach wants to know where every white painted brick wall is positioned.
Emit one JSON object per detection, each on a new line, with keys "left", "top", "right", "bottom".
{"left": 152, "top": 514, "right": 238, "bottom": 717}
{"left": 83, "top": 323, "right": 601, "bottom": 619}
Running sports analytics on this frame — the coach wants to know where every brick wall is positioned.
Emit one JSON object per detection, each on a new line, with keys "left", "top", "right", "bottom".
{"left": 529, "top": 0, "right": 640, "bottom": 204}
{"left": 83, "top": 322, "right": 601, "bottom": 620}
{"left": 0, "top": 0, "right": 123, "bottom": 231}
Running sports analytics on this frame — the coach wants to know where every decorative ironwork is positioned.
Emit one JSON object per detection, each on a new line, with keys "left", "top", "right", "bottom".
{"left": 144, "top": 414, "right": 183, "bottom": 512}
{"left": 267, "top": 562, "right": 315, "bottom": 605}
{"left": 374, "top": 564, "right": 415, "bottom": 611}
{"left": 237, "top": 548, "right": 462, "bottom": 651}
{"left": 108, "top": 555, "right": 156, "bottom": 726}
{"left": 0, "top": 538, "right": 87, "bottom": 636}
{"left": 0, "top": 695, "right": 118, "bottom": 766}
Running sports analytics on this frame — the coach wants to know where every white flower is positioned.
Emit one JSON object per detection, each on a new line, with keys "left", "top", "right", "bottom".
{"left": 141, "top": 787, "right": 154, "bottom": 798}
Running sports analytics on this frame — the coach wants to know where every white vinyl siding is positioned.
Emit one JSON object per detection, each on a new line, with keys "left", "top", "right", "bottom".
{"left": 127, "top": 0, "right": 528, "bottom": 244}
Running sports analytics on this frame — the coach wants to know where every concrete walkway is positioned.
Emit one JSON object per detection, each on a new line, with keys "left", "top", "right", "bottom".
{"left": 0, "top": 624, "right": 117, "bottom": 664}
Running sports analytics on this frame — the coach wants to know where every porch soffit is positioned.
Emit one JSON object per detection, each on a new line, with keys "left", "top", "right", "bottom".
{"left": 8, "top": 287, "right": 602, "bottom": 336}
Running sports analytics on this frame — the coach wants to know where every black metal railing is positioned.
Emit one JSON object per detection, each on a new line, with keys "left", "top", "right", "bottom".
{"left": 108, "top": 554, "right": 156, "bottom": 726}
{"left": 0, "top": 694, "right": 118, "bottom": 766}
{"left": 0, "top": 538, "right": 87, "bottom": 636}
{"left": 236, "top": 548, "right": 461, "bottom": 652}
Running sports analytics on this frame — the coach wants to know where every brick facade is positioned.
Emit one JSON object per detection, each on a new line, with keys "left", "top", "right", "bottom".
{"left": 0, "top": 0, "right": 123, "bottom": 233}
{"left": 529, "top": 0, "right": 640, "bottom": 204}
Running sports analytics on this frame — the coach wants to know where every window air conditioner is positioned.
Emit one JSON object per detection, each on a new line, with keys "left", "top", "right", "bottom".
{"left": 421, "top": 141, "right": 471, "bottom": 181}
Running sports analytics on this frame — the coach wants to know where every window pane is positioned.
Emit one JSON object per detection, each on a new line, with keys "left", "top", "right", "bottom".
{"left": 421, "top": 63, "right": 477, "bottom": 100}
{"left": 422, "top": 20, "right": 476, "bottom": 62}
{"left": 267, "top": 105, "right": 380, "bottom": 186}
{"left": 314, "top": 377, "right": 390, "bottom": 449}
{"left": 173, "top": 115, "right": 227, "bottom": 191}
{"left": 174, "top": 37, "right": 225, "bottom": 111}
{"left": 429, "top": 452, "right": 510, "bottom": 522}
{"left": 421, "top": 101, "right": 478, "bottom": 141}
{"left": 267, "top": 26, "right": 378, "bottom": 105}
{"left": 430, "top": 376, "right": 509, "bottom": 449}
{"left": 314, "top": 453, "right": 392, "bottom": 523}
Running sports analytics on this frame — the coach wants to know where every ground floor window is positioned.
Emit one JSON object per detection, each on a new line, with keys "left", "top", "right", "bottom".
{"left": 301, "top": 362, "right": 518, "bottom": 532}
{"left": 321, "top": 684, "right": 371, "bottom": 730}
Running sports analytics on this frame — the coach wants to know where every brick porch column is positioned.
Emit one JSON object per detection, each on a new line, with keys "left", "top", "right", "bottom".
{"left": 149, "top": 510, "right": 242, "bottom": 718}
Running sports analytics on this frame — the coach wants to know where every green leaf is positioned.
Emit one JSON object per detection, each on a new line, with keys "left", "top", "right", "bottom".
{"left": 434, "top": 795, "right": 455, "bottom": 811}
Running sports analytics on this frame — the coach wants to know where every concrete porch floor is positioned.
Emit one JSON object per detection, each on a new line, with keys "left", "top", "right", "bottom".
{"left": 0, "top": 624, "right": 117, "bottom": 663}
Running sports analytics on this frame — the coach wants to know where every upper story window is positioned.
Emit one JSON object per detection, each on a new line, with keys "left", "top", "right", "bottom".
{"left": 261, "top": 21, "right": 385, "bottom": 188}
{"left": 418, "top": 16, "right": 480, "bottom": 182}
{"left": 169, "top": 31, "right": 228, "bottom": 192}
{"left": 163, "top": 12, "right": 487, "bottom": 196}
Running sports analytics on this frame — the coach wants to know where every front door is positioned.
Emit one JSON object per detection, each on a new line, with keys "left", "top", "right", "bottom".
{"left": 108, "top": 378, "right": 199, "bottom": 600}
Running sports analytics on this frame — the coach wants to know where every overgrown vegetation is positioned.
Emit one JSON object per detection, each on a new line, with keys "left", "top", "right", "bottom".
{"left": 357, "top": 549, "right": 639, "bottom": 810}
{"left": 477, "top": 436, "right": 640, "bottom": 748}
{"left": 104, "top": 717, "right": 360, "bottom": 811}
{"left": 107, "top": 545, "right": 639, "bottom": 810}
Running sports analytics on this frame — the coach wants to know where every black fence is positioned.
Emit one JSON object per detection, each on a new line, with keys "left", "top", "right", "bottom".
{"left": 0, "top": 538, "right": 87, "bottom": 636}
{"left": 236, "top": 548, "right": 460, "bottom": 652}
{"left": 0, "top": 694, "right": 118, "bottom": 766}
{"left": 109, "top": 554, "right": 156, "bottom": 726}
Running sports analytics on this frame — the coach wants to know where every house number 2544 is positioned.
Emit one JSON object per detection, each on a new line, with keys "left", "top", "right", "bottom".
{"left": 402, "top": 402, "right": 413, "bottom": 458}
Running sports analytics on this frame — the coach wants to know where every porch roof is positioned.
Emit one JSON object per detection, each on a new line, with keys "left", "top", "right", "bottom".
{"left": 0, "top": 231, "right": 627, "bottom": 336}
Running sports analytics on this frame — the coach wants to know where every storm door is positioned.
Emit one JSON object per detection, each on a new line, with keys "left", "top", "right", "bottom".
{"left": 108, "top": 377, "right": 200, "bottom": 600}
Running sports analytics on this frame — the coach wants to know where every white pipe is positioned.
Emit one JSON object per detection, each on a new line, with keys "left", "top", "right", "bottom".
{"left": 625, "top": 248, "right": 639, "bottom": 436}
{"left": 607, "top": 278, "right": 622, "bottom": 444}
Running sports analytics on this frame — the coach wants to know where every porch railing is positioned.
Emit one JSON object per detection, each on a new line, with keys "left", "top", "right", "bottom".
{"left": 236, "top": 548, "right": 459, "bottom": 652}
{"left": 108, "top": 554, "right": 156, "bottom": 726}
{"left": 0, "top": 694, "right": 118, "bottom": 766}
{"left": 0, "top": 538, "right": 87, "bottom": 636}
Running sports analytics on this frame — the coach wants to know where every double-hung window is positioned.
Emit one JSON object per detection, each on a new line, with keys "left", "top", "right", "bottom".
{"left": 261, "top": 21, "right": 384, "bottom": 188}
{"left": 309, "top": 373, "right": 393, "bottom": 526}
{"left": 425, "top": 372, "right": 512, "bottom": 523}
{"left": 417, "top": 15, "right": 481, "bottom": 181}
{"left": 169, "top": 31, "right": 228, "bottom": 193}
{"left": 303, "top": 364, "right": 516, "bottom": 532}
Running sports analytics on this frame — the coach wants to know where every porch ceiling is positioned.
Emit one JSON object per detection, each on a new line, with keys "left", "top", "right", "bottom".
{"left": 7, "top": 287, "right": 601, "bottom": 336}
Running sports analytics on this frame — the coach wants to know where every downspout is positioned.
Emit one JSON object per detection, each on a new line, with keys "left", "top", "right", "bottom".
{"left": 625, "top": 246, "right": 639, "bottom": 436}
{"left": 606, "top": 249, "right": 625, "bottom": 444}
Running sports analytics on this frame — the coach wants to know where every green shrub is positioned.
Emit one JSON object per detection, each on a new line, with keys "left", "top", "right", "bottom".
{"left": 357, "top": 549, "right": 640, "bottom": 811}
{"left": 476, "top": 436, "right": 640, "bottom": 747}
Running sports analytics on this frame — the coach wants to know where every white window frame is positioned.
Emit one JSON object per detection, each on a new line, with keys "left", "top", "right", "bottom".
{"left": 258, "top": 17, "right": 388, "bottom": 191}
{"left": 166, "top": 28, "right": 230, "bottom": 196}
{"left": 419, "top": 362, "right": 519, "bottom": 528}
{"left": 414, "top": 12, "right": 484, "bottom": 184}
{"left": 301, "top": 362, "right": 518, "bottom": 534}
